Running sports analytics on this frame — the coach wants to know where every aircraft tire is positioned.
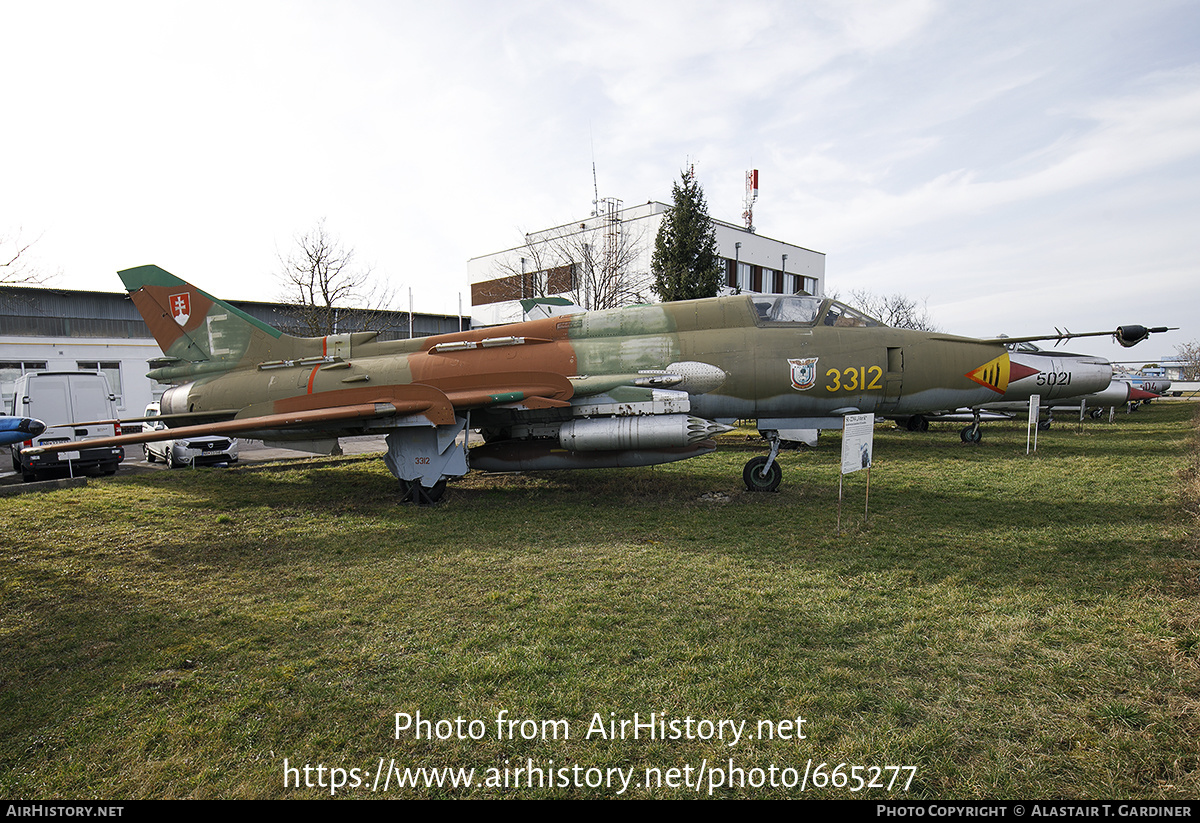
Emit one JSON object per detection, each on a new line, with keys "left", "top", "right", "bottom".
{"left": 1090, "top": 408, "right": 1104, "bottom": 419}
{"left": 743, "top": 456, "right": 782, "bottom": 492}
{"left": 905, "top": 415, "right": 929, "bottom": 432}
{"left": 960, "top": 425, "right": 983, "bottom": 444}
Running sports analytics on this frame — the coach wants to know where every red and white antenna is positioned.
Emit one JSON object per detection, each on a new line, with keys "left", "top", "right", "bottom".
{"left": 742, "top": 169, "right": 759, "bottom": 233}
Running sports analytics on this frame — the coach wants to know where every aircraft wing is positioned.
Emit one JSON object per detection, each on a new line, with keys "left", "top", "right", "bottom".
{"left": 20, "top": 403, "right": 404, "bottom": 456}
{"left": 20, "top": 372, "right": 578, "bottom": 457}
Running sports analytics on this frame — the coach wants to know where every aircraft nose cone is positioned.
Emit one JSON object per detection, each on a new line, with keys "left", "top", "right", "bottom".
{"left": 22, "top": 418, "right": 46, "bottom": 437}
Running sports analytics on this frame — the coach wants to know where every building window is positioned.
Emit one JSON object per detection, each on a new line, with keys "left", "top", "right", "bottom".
{"left": 77, "top": 361, "right": 122, "bottom": 405}
{"left": 1, "top": 361, "right": 47, "bottom": 415}
{"left": 737, "top": 262, "right": 751, "bottom": 292}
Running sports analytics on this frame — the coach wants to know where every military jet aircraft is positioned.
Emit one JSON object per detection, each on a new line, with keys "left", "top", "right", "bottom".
{"left": 908, "top": 377, "right": 1161, "bottom": 433}
{"left": 1117, "top": 369, "right": 1172, "bottom": 398}
{"left": 898, "top": 342, "right": 1115, "bottom": 442}
{"left": 0, "top": 415, "right": 45, "bottom": 447}
{"left": 1039, "top": 379, "right": 1161, "bottom": 421}
{"left": 23, "top": 266, "right": 1170, "bottom": 500}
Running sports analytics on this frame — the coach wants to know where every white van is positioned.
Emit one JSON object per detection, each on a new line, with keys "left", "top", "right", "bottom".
{"left": 9, "top": 372, "right": 125, "bottom": 482}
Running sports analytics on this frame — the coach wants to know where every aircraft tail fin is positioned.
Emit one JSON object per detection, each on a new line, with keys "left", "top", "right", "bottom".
{"left": 119, "top": 265, "right": 311, "bottom": 377}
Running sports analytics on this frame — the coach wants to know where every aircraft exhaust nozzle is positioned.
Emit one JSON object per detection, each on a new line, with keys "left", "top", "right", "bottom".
{"left": 558, "top": 414, "right": 731, "bottom": 451}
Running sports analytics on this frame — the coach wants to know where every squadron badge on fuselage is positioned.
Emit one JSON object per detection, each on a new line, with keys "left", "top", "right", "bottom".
{"left": 789, "top": 357, "right": 819, "bottom": 391}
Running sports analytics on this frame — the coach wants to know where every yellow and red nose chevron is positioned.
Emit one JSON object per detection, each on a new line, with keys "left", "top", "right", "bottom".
{"left": 965, "top": 353, "right": 1030, "bottom": 394}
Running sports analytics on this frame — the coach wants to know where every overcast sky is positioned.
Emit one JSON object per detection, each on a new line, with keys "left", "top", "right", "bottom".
{"left": 3, "top": 0, "right": 1197, "bottom": 360}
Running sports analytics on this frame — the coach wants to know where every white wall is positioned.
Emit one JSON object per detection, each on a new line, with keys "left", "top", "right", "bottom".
{"left": 1, "top": 335, "right": 162, "bottom": 417}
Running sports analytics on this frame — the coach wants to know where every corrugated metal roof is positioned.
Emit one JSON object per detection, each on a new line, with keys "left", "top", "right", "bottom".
{"left": 0, "top": 285, "right": 467, "bottom": 340}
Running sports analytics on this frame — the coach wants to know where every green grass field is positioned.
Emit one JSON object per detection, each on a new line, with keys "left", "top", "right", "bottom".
{"left": 2, "top": 403, "right": 1198, "bottom": 798}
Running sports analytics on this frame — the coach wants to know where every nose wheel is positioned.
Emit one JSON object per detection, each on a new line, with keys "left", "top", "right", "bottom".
{"left": 743, "top": 455, "right": 782, "bottom": 492}
{"left": 960, "top": 410, "right": 983, "bottom": 444}
{"left": 744, "top": 431, "right": 784, "bottom": 492}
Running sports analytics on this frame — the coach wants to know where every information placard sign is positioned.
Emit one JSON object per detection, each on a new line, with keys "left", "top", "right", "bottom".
{"left": 841, "top": 413, "right": 875, "bottom": 475}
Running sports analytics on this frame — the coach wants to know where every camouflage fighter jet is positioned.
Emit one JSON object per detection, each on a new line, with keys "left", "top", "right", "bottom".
{"left": 22, "top": 266, "right": 1170, "bottom": 500}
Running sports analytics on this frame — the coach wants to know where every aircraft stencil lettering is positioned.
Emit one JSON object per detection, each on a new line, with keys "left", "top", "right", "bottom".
{"left": 23, "top": 266, "right": 1171, "bottom": 500}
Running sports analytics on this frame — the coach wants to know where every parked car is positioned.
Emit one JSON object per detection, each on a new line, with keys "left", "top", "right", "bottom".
{"left": 9, "top": 372, "right": 124, "bottom": 482}
{"left": 142, "top": 402, "right": 238, "bottom": 468}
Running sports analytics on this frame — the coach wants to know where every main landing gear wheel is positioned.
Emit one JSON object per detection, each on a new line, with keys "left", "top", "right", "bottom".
{"left": 1090, "top": 408, "right": 1104, "bottom": 419}
{"left": 399, "top": 478, "right": 447, "bottom": 505}
{"left": 905, "top": 415, "right": 929, "bottom": 432}
{"left": 960, "top": 424, "right": 983, "bottom": 444}
{"left": 743, "top": 455, "right": 782, "bottom": 492}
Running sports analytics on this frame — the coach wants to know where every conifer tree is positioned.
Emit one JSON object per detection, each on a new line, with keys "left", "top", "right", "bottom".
{"left": 651, "top": 170, "right": 722, "bottom": 301}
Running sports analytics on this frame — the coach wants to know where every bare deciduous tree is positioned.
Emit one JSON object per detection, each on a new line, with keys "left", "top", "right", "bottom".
{"left": 489, "top": 216, "right": 649, "bottom": 313}
{"left": 1174, "top": 340, "right": 1200, "bottom": 381}
{"left": 276, "top": 219, "right": 394, "bottom": 336}
{"left": 849, "top": 290, "right": 940, "bottom": 331}
{"left": 1, "top": 231, "right": 49, "bottom": 286}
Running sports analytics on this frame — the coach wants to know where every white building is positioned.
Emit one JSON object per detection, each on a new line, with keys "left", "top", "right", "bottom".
{"left": 468, "top": 200, "right": 825, "bottom": 326}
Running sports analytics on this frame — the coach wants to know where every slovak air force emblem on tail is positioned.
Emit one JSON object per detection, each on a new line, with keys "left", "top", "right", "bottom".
{"left": 169, "top": 292, "right": 191, "bottom": 326}
{"left": 789, "top": 357, "right": 819, "bottom": 391}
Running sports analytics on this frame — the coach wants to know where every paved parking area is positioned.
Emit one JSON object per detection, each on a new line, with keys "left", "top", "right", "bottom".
{"left": 0, "top": 435, "right": 390, "bottom": 486}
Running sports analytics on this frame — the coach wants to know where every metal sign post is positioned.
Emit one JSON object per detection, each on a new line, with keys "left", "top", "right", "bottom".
{"left": 1026, "top": 394, "right": 1041, "bottom": 454}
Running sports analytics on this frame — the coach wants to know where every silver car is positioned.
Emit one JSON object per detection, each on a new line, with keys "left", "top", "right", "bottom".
{"left": 141, "top": 402, "right": 238, "bottom": 468}
{"left": 144, "top": 430, "right": 239, "bottom": 468}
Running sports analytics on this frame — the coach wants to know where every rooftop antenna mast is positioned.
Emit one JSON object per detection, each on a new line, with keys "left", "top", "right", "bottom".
{"left": 591, "top": 132, "right": 601, "bottom": 217}
{"left": 743, "top": 168, "right": 759, "bottom": 233}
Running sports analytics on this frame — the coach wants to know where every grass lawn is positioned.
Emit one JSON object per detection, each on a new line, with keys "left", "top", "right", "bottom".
{"left": 2, "top": 402, "right": 1198, "bottom": 798}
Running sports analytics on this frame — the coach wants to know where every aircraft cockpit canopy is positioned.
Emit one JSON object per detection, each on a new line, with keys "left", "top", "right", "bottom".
{"left": 750, "top": 295, "right": 885, "bottom": 327}
{"left": 751, "top": 295, "right": 824, "bottom": 324}
{"left": 821, "top": 301, "right": 884, "bottom": 328}
{"left": 1000, "top": 339, "right": 1045, "bottom": 353}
